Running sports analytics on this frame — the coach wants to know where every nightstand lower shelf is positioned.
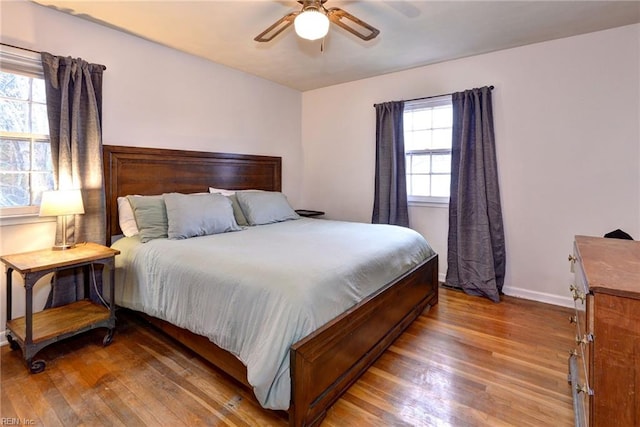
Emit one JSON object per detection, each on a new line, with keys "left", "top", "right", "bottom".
{"left": 6, "top": 300, "right": 115, "bottom": 373}
{"left": 7, "top": 300, "right": 110, "bottom": 344}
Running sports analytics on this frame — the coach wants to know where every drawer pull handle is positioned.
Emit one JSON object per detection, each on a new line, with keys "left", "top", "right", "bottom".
{"left": 572, "top": 290, "right": 586, "bottom": 303}
{"left": 569, "top": 315, "right": 577, "bottom": 324}
{"left": 576, "top": 384, "right": 594, "bottom": 395}
{"left": 568, "top": 254, "right": 577, "bottom": 263}
{"left": 569, "top": 284, "right": 577, "bottom": 292}
{"left": 576, "top": 334, "right": 594, "bottom": 345}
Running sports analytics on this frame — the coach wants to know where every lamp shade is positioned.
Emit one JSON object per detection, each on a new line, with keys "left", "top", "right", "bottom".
{"left": 294, "top": 9, "right": 330, "bottom": 40}
{"left": 39, "top": 189, "right": 85, "bottom": 217}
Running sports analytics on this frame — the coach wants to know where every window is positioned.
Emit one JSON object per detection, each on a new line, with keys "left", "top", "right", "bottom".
{"left": 0, "top": 47, "right": 53, "bottom": 216}
{"left": 403, "top": 95, "right": 452, "bottom": 204}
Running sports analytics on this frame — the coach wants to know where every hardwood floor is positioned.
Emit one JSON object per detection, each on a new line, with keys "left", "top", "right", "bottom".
{"left": 1, "top": 287, "right": 575, "bottom": 426}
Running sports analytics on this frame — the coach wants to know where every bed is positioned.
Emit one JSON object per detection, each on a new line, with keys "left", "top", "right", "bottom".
{"left": 103, "top": 145, "right": 439, "bottom": 426}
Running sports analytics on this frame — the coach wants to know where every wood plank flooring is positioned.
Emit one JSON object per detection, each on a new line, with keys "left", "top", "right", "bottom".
{"left": 1, "top": 287, "right": 575, "bottom": 426}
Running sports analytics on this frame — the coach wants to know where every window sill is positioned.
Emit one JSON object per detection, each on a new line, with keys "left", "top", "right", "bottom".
{"left": 0, "top": 214, "right": 56, "bottom": 227}
{"left": 408, "top": 200, "right": 449, "bottom": 209}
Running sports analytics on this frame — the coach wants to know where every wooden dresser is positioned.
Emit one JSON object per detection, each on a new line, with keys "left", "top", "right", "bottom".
{"left": 569, "top": 235, "right": 640, "bottom": 426}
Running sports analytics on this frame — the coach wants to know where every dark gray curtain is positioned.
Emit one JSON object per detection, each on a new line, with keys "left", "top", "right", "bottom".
{"left": 446, "top": 86, "right": 505, "bottom": 303}
{"left": 41, "top": 52, "right": 106, "bottom": 307}
{"left": 372, "top": 101, "right": 409, "bottom": 227}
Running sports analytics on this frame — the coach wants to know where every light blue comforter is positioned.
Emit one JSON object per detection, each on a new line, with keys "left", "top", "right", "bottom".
{"left": 112, "top": 218, "right": 434, "bottom": 410}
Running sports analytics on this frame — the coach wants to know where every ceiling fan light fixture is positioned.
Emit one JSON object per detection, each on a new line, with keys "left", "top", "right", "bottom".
{"left": 294, "top": 8, "right": 330, "bottom": 40}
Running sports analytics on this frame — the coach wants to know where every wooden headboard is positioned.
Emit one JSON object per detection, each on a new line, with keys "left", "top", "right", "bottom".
{"left": 103, "top": 145, "right": 282, "bottom": 244}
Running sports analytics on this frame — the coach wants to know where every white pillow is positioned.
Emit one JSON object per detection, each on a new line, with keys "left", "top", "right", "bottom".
{"left": 117, "top": 196, "right": 139, "bottom": 237}
{"left": 208, "top": 187, "right": 235, "bottom": 197}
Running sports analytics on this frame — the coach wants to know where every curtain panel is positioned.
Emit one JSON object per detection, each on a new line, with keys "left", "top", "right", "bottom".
{"left": 446, "top": 86, "right": 505, "bottom": 302}
{"left": 372, "top": 101, "right": 409, "bottom": 227}
{"left": 41, "top": 52, "right": 106, "bottom": 307}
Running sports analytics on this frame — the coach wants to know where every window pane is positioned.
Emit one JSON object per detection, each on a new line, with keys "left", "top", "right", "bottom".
{"left": 31, "top": 103, "right": 49, "bottom": 134}
{"left": 405, "top": 129, "right": 431, "bottom": 150}
{"left": 33, "top": 141, "right": 52, "bottom": 171}
{"left": 0, "top": 99, "right": 29, "bottom": 132}
{"left": 0, "top": 139, "right": 30, "bottom": 171}
{"left": 404, "top": 131, "right": 415, "bottom": 151}
{"left": 403, "top": 111, "right": 413, "bottom": 131}
{"left": 411, "top": 109, "right": 432, "bottom": 130}
{"left": 432, "top": 128, "right": 452, "bottom": 149}
{"left": 0, "top": 71, "right": 30, "bottom": 100}
{"left": 409, "top": 175, "right": 430, "bottom": 197}
{"left": 432, "top": 154, "right": 451, "bottom": 173}
{"left": 32, "top": 79, "right": 46, "bottom": 103}
{"left": 0, "top": 172, "right": 30, "bottom": 207}
{"left": 433, "top": 105, "right": 453, "bottom": 128}
{"left": 411, "top": 154, "right": 430, "bottom": 173}
{"left": 432, "top": 175, "right": 451, "bottom": 197}
{"left": 31, "top": 171, "right": 54, "bottom": 204}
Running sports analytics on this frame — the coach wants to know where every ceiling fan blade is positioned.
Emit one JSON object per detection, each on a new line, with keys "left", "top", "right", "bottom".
{"left": 254, "top": 11, "right": 299, "bottom": 42}
{"left": 327, "top": 7, "right": 380, "bottom": 41}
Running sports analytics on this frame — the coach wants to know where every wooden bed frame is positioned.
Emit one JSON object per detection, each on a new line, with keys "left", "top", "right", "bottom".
{"left": 103, "top": 145, "right": 439, "bottom": 426}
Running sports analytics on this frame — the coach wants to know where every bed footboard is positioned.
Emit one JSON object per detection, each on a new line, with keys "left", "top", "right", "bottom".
{"left": 289, "top": 254, "right": 438, "bottom": 427}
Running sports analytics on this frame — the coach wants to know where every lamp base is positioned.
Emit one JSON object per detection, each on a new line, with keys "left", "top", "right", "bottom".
{"left": 52, "top": 243, "right": 76, "bottom": 251}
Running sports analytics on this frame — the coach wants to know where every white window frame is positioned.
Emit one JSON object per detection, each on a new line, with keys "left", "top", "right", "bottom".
{"left": 0, "top": 45, "right": 53, "bottom": 220}
{"left": 404, "top": 95, "right": 452, "bottom": 206}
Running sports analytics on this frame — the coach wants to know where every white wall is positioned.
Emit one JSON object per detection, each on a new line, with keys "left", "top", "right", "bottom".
{"left": 1, "top": 0, "right": 638, "bottom": 338}
{"left": 0, "top": 0, "right": 302, "bottom": 333}
{"left": 301, "top": 24, "right": 640, "bottom": 306}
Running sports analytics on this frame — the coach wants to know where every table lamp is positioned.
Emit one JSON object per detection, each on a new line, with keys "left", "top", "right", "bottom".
{"left": 39, "top": 189, "right": 85, "bottom": 250}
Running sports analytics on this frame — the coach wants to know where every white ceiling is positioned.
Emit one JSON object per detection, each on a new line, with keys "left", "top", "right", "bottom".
{"left": 33, "top": 0, "right": 640, "bottom": 91}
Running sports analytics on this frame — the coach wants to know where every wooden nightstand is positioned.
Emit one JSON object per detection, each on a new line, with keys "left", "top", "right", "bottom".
{"left": 1, "top": 242, "right": 120, "bottom": 373}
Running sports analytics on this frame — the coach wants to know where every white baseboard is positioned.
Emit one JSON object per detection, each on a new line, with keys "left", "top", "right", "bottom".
{"left": 0, "top": 330, "right": 7, "bottom": 347}
{"left": 438, "top": 274, "right": 574, "bottom": 308}
{"left": 502, "top": 286, "right": 574, "bottom": 308}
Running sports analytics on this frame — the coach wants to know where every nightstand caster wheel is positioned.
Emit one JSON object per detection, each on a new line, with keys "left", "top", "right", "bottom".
{"left": 6, "top": 335, "right": 19, "bottom": 351}
{"left": 103, "top": 329, "right": 114, "bottom": 346}
{"left": 28, "top": 359, "right": 46, "bottom": 374}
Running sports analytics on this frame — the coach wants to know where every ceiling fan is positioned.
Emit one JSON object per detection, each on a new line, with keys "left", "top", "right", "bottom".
{"left": 254, "top": 0, "right": 380, "bottom": 43}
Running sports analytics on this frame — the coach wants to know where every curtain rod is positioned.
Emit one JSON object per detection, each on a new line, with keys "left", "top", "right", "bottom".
{"left": 0, "top": 42, "right": 41, "bottom": 54}
{"left": 374, "top": 85, "right": 494, "bottom": 107}
{"left": 0, "top": 42, "right": 107, "bottom": 70}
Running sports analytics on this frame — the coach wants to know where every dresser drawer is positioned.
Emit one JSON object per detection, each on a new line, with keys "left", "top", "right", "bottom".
{"left": 569, "top": 247, "right": 592, "bottom": 427}
{"left": 571, "top": 241, "right": 589, "bottom": 296}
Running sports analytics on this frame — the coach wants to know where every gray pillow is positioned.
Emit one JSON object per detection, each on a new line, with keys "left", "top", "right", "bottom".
{"left": 227, "top": 194, "right": 249, "bottom": 227}
{"left": 127, "top": 195, "right": 168, "bottom": 243}
{"left": 163, "top": 192, "right": 240, "bottom": 239}
{"left": 236, "top": 191, "right": 300, "bottom": 226}
{"left": 208, "top": 187, "right": 250, "bottom": 226}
